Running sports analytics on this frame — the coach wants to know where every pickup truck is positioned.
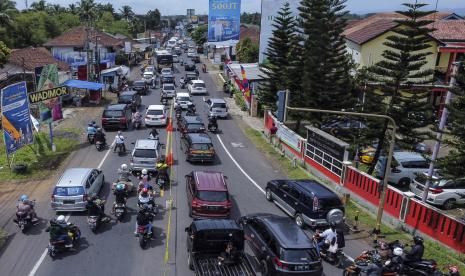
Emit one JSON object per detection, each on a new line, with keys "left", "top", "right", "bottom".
{"left": 185, "top": 219, "right": 256, "bottom": 276}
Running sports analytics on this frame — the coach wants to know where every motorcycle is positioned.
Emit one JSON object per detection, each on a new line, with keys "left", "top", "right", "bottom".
{"left": 14, "top": 211, "right": 36, "bottom": 233}
{"left": 343, "top": 251, "right": 396, "bottom": 276}
{"left": 161, "top": 97, "right": 168, "bottom": 105}
{"left": 95, "top": 140, "right": 105, "bottom": 151}
{"left": 114, "top": 203, "right": 126, "bottom": 221}
{"left": 47, "top": 223, "right": 81, "bottom": 259}
{"left": 87, "top": 133, "right": 95, "bottom": 144}
{"left": 137, "top": 224, "right": 152, "bottom": 249}
{"left": 156, "top": 173, "right": 169, "bottom": 190}
{"left": 175, "top": 110, "right": 182, "bottom": 120}
{"left": 401, "top": 259, "right": 441, "bottom": 276}
{"left": 87, "top": 215, "right": 101, "bottom": 233}
{"left": 133, "top": 117, "right": 142, "bottom": 130}
{"left": 314, "top": 235, "right": 343, "bottom": 267}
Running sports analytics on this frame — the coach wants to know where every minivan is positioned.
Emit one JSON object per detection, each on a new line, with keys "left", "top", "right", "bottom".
{"left": 185, "top": 171, "right": 231, "bottom": 218}
{"left": 130, "top": 139, "right": 161, "bottom": 174}
{"left": 175, "top": 92, "right": 193, "bottom": 110}
{"left": 101, "top": 104, "right": 132, "bottom": 130}
{"left": 206, "top": 98, "right": 228, "bottom": 118}
{"left": 375, "top": 151, "right": 430, "bottom": 187}
{"left": 51, "top": 168, "right": 105, "bottom": 211}
{"left": 181, "top": 133, "right": 215, "bottom": 163}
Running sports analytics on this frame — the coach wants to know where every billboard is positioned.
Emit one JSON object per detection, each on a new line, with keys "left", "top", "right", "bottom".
{"left": 1, "top": 82, "right": 34, "bottom": 155}
{"left": 208, "top": 0, "right": 241, "bottom": 46}
{"left": 34, "top": 64, "right": 63, "bottom": 123}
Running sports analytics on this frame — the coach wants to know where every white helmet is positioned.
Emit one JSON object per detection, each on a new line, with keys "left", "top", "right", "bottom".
{"left": 142, "top": 169, "right": 148, "bottom": 175}
{"left": 393, "top": 247, "right": 403, "bottom": 256}
{"left": 56, "top": 215, "right": 66, "bottom": 223}
{"left": 121, "top": 164, "right": 128, "bottom": 170}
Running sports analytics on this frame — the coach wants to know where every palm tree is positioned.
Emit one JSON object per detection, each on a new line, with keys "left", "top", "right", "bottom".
{"left": 68, "top": 3, "right": 77, "bottom": 14}
{"left": 127, "top": 17, "right": 140, "bottom": 36}
{"left": 78, "top": 0, "right": 96, "bottom": 25}
{"left": 119, "top": 5, "right": 134, "bottom": 21}
{"left": 30, "top": 0, "right": 46, "bottom": 11}
{"left": 0, "top": 0, "right": 17, "bottom": 25}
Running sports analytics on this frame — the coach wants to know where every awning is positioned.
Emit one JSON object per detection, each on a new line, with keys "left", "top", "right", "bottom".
{"left": 100, "top": 65, "right": 130, "bottom": 76}
{"left": 63, "top": 80, "right": 104, "bottom": 91}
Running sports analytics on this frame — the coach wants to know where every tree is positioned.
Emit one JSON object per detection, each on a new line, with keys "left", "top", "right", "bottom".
{"left": 241, "top": 12, "right": 261, "bottom": 26}
{"left": 365, "top": 2, "right": 435, "bottom": 174}
{"left": 78, "top": 0, "right": 96, "bottom": 25}
{"left": 297, "top": 0, "right": 356, "bottom": 125}
{"left": 68, "top": 3, "right": 78, "bottom": 14}
{"left": 437, "top": 64, "right": 465, "bottom": 179}
{"left": 96, "top": 11, "right": 130, "bottom": 36}
{"left": 259, "top": 2, "right": 296, "bottom": 109}
{"left": 119, "top": 5, "right": 134, "bottom": 22}
{"left": 146, "top": 9, "right": 161, "bottom": 30}
{"left": 0, "top": 41, "right": 11, "bottom": 68}
{"left": 30, "top": 0, "right": 46, "bottom": 11}
{"left": 236, "top": 38, "right": 259, "bottom": 63}
{"left": 0, "top": 0, "right": 17, "bottom": 24}
{"left": 190, "top": 25, "right": 207, "bottom": 45}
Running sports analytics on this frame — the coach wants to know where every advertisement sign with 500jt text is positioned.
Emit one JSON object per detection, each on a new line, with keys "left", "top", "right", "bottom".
{"left": 208, "top": 0, "right": 241, "bottom": 46}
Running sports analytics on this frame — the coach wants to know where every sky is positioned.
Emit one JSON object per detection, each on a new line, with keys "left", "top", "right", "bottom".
{"left": 15, "top": 0, "right": 465, "bottom": 15}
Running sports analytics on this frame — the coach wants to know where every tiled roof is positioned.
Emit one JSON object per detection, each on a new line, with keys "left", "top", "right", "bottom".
{"left": 44, "top": 26, "right": 123, "bottom": 48}
{"left": 240, "top": 24, "right": 260, "bottom": 44}
{"left": 9, "top": 47, "right": 69, "bottom": 71}
{"left": 430, "top": 20, "right": 465, "bottom": 41}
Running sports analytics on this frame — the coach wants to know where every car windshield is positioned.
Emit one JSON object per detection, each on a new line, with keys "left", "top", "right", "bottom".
{"left": 178, "top": 96, "right": 190, "bottom": 102}
{"left": 147, "top": 109, "right": 164, "bottom": 116}
{"left": 188, "top": 124, "right": 205, "bottom": 131}
{"left": 193, "top": 83, "right": 205, "bottom": 88}
{"left": 133, "top": 81, "right": 145, "bottom": 86}
{"left": 197, "top": 191, "right": 228, "bottom": 202}
{"left": 191, "top": 143, "right": 211, "bottom": 150}
{"left": 103, "top": 110, "right": 123, "bottom": 117}
{"left": 134, "top": 149, "right": 156, "bottom": 158}
{"left": 143, "top": 74, "right": 153, "bottom": 78}
{"left": 54, "top": 186, "right": 85, "bottom": 196}
{"left": 164, "top": 85, "right": 175, "bottom": 90}
{"left": 212, "top": 103, "right": 226, "bottom": 108}
{"left": 281, "top": 248, "right": 319, "bottom": 262}
{"left": 119, "top": 95, "right": 133, "bottom": 102}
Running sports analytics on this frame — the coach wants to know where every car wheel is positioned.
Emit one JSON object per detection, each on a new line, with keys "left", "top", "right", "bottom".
{"left": 295, "top": 213, "right": 305, "bottom": 228}
{"left": 443, "top": 199, "right": 456, "bottom": 210}
{"left": 260, "top": 260, "right": 269, "bottom": 276}
{"left": 265, "top": 188, "right": 273, "bottom": 201}
{"left": 187, "top": 251, "right": 194, "bottom": 270}
{"left": 398, "top": 178, "right": 411, "bottom": 187}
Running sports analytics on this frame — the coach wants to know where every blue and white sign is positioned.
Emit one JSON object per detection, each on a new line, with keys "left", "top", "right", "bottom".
{"left": 208, "top": 0, "right": 241, "bottom": 46}
{"left": 1, "top": 82, "right": 34, "bottom": 155}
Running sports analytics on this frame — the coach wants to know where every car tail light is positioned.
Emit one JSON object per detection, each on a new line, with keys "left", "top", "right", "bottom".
{"left": 273, "top": 257, "right": 289, "bottom": 271}
{"left": 192, "top": 199, "right": 200, "bottom": 209}
{"left": 224, "top": 201, "right": 232, "bottom": 209}
{"left": 429, "top": 187, "right": 443, "bottom": 194}
{"left": 120, "top": 117, "right": 127, "bottom": 123}
{"left": 51, "top": 195, "right": 55, "bottom": 202}
{"left": 101, "top": 118, "right": 107, "bottom": 123}
{"left": 160, "top": 115, "right": 165, "bottom": 119}
{"left": 83, "top": 194, "right": 88, "bottom": 202}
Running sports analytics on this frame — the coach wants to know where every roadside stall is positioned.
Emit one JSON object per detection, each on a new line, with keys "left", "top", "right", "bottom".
{"left": 62, "top": 79, "right": 104, "bottom": 106}
{"left": 100, "top": 66, "right": 130, "bottom": 92}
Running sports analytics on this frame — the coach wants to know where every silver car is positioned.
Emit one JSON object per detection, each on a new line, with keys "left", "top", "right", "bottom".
{"left": 162, "top": 83, "right": 176, "bottom": 98}
{"left": 51, "top": 168, "right": 105, "bottom": 212}
{"left": 130, "top": 139, "right": 161, "bottom": 174}
{"left": 206, "top": 98, "right": 228, "bottom": 118}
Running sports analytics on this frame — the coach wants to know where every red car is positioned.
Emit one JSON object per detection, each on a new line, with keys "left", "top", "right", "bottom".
{"left": 186, "top": 171, "right": 231, "bottom": 218}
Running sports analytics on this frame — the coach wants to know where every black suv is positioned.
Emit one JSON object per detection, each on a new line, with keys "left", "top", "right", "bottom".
{"left": 181, "top": 133, "right": 215, "bottom": 163}
{"left": 177, "top": 116, "right": 206, "bottom": 138}
{"left": 185, "top": 72, "right": 198, "bottom": 82}
{"left": 265, "top": 179, "right": 344, "bottom": 228}
{"left": 239, "top": 213, "right": 322, "bottom": 276}
{"left": 185, "top": 60, "right": 196, "bottom": 71}
{"left": 101, "top": 104, "right": 132, "bottom": 130}
{"left": 131, "top": 80, "right": 149, "bottom": 95}
{"left": 118, "top": 90, "right": 141, "bottom": 112}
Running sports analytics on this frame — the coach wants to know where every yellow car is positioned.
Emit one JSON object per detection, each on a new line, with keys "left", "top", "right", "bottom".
{"left": 359, "top": 147, "right": 376, "bottom": 164}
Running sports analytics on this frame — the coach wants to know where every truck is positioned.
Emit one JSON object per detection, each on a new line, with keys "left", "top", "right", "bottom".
{"left": 185, "top": 219, "right": 256, "bottom": 276}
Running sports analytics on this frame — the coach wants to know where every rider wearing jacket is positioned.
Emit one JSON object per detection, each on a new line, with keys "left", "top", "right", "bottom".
{"left": 404, "top": 236, "right": 424, "bottom": 262}
{"left": 86, "top": 196, "right": 107, "bottom": 221}
{"left": 16, "top": 195, "right": 37, "bottom": 220}
{"left": 208, "top": 115, "right": 218, "bottom": 129}
{"left": 156, "top": 158, "right": 169, "bottom": 185}
{"left": 46, "top": 215, "right": 73, "bottom": 247}
{"left": 135, "top": 205, "right": 153, "bottom": 235}
{"left": 93, "top": 128, "right": 106, "bottom": 145}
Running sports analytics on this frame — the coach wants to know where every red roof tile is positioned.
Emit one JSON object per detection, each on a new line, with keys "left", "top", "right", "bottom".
{"left": 9, "top": 47, "right": 69, "bottom": 71}
{"left": 44, "top": 26, "right": 123, "bottom": 48}
{"left": 430, "top": 20, "right": 465, "bottom": 41}
{"left": 240, "top": 25, "right": 260, "bottom": 44}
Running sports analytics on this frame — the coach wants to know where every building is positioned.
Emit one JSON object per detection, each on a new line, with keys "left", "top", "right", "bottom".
{"left": 259, "top": 0, "right": 300, "bottom": 63}
{"left": 240, "top": 24, "right": 260, "bottom": 44}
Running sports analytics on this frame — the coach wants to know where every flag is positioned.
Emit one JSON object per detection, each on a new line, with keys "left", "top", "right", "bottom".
{"left": 240, "top": 65, "right": 251, "bottom": 103}
{"left": 225, "top": 47, "right": 232, "bottom": 65}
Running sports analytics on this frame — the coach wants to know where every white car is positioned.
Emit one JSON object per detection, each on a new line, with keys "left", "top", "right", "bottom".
{"left": 145, "top": 105, "right": 167, "bottom": 126}
{"left": 206, "top": 98, "right": 228, "bottom": 118}
{"left": 144, "top": 66, "right": 155, "bottom": 74}
{"left": 174, "top": 92, "right": 193, "bottom": 109}
{"left": 162, "top": 83, "right": 176, "bottom": 98}
{"left": 187, "top": 80, "right": 207, "bottom": 95}
{"left": 410, "top": 173, "right": 465, "bottom": 210}
{"left": 375, "top": 151, "right": 430, "bottom": 187}
{"left": 143, "top": 72, "right": 155, "bottom": 87}
{"left": 187, "top": 49, "right": 196, "bottom": 58}
{"left": 160, "top": 68, "right": 173, "bottom": 76}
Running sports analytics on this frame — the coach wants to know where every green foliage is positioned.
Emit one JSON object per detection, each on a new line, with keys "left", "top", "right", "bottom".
{"left": 191, "top": 25, "right": 207, "bottom": 45}
{"left": 236, "top": 37, "right": 259, "bottom": 63}
{"left": 145, "top": 9, "right": 161, "bottom": 30}
{"left": 0, "top": 41, "right": 11, "bottom": 68}
{"left": 233, "top": 89, "right": 248, "bottom": 111}
{"left": 0, "top": 0, "right": 17, "bottom": 25}
{"left": 96, "top": 11, "right": 130, "bottom": 36}
{"left": 240, "top": 12, "right": 261, "bottom": 26}
{"left": 119, "top": 5, "right": 134, "bottom": 22}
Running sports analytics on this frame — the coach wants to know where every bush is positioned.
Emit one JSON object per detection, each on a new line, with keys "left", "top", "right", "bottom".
{"left": 234, "top": 89, "right": 248, "bottom": 111}
{"left": 219, "top": 64, "right": 224, "bottom": 71}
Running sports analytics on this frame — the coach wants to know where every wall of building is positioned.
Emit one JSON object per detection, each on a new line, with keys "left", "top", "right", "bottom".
{"left": 345, "top": 39, "right": 362, "bottom": 65}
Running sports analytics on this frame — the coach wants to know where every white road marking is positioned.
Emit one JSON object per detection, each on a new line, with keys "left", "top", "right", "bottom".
{"left": 216, "top": 134, "right": 265, "bottom": 194}
{"left": 28, "top": 143, "right": 114, "bottom": 276}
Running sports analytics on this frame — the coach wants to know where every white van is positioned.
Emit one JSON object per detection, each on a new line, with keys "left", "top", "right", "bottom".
{"left": 206, "top": 98, "right": 228, "bottom": 118}
{"left": 375, "top": 151, "right": 430, "bottom": 187}
{"left": 174, "top": 92, "right": 193, "bottom": 109}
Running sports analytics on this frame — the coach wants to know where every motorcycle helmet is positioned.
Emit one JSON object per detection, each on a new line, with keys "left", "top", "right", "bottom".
{"left": 20, "top": 195, "right": 28, "bottom": 202}
{"left": 88, "top": 123, "right": 93, "bottom": 126}
{"left": 57, "top": 215, "right": 66, "bottom": 223}
{"left": 379, "top": 241, "right": 388, "bottom": 250}
{"left": 91, "top": 120, "right": 96, "bottom": 125}
{"left": 393, "top": 247, "right": 403, "bottom": 256}
{"left": 117, "top": 130, "right": 122, "bottom": 135}
{"left": 116, "top": 183, "right": 125, "bottom": 190}
{"left": 141, "top": 187, "right": 149, "bottom": 194}
{"left": 121, "top": 164, "right": 128, "bottom": 170}
{"left": 142, "top": 169, "right": 148, "bottom": 175}
{"left": 413, "top": 236, "right": 424, "bottom": 245}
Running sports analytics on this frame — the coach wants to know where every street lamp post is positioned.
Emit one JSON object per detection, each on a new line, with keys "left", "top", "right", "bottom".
{"left": 284, "top": 90, "right": 397, "bottom": 238}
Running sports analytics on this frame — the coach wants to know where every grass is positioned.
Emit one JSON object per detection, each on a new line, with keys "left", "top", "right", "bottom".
{"left": 0, "top": 228, "right": 6, "bottom": 249}
{"left": 0, "top": 128, "right": 80, "bottom": 181}
{"left": 241, "top": 126, "right": 465, "bottom": 272}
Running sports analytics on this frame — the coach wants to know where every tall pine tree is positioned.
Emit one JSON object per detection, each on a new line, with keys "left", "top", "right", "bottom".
{"left": 366, "top": 2, "right": 435, "bottom": 175}
{"left": 259, "top": 2, "right": 297, "bottom": 110}
{"left": 297, "top": 0, "right": 355, "bottom": 125}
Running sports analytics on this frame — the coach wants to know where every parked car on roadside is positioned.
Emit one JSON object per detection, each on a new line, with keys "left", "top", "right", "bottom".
{"left": 51, "top": 168, "right": 105, "bottom": 212}
{"left": 185, "top": 171, "right": 231, "bottom": 218}
{"left": 145, "top": 105, "right": 167, "bottom": 126}
{"left": 131, "top": 80, "right": 149, "bottom": 95}
{"left": 181, "top": 133, "right": 215, "bottom": 163}
{"left": 239, "top": 213, "right": 323, "bottom": 276}
{"left": 101, "top": 104, "right": 132, "bottom": 130}
{"left": 410, "top": 173, "right": 465, "bottom": 210}
{"left": 265, "top": 179, "right": 345, "bottom": 228}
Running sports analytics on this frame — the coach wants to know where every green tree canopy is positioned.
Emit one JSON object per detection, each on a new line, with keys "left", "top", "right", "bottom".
{"left": 236, "top": 37, "right": 259, "bottom": 63}
{"left": 0, "top": 41, "right": 11, "bottom": 68}
{"left": 190, "top": 25, "right": 207, "bottom": 45}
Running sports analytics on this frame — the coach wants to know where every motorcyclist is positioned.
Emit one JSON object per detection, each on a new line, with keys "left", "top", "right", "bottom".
{"left": 132, "top": 111, "right": 142, "bottom": 125}
{"left": 117, "top": 163, "right": 131, "bottom": 182}
{"left": 195, "top": 68, "right": 199, "bottom": 77}
{"left": 156, "top": 158, "right": 170, "bottom": 188}
{"left": 112, "top": 183, "right": 127, "bottom": 213}
{"left": 93, "top": 128, "right": 106, "bottom": 145}
{"left": 16, "top": 195, "right": 37, "bottom": 221}
{"left": 208, "top": 115, "right": 218, "bottom": 129}
{"left": 46, "top": 215, "right": 73, "bottom": 248}
{"left": 202, "top": 63, "right": 207, "bottom": 73}
{"left": 186, "top": 104, "right": 196, "bottom": 116}
{"left": 86, "top": 196, "right": 108, "bottom": 222}
{"left": 179, "top": 77, "right": 185, "bottom": 88}
{"left": 114, "top": 131, "right": 126, "bottom": 152}
{"left": 149, "top": 128, "right": 159, "bottom": 140}
{"left": 315, "top": 222, "right": 338, "bottom": 256}
{"left": 87, "top": 121, "right": 97, "bottom": 142}
{"left": 404, "top": 236, "right": 424, "bottom": 263}
{"left": 134, "top": 205, "right": 153, "bottom": 236}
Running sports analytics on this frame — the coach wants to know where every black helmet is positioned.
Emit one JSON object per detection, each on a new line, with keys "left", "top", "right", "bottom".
{"left": 413, "top": 236, "right": 424, "bottom": 245}
{"left": 330, "top": 222, "right": 338, "bottom": 229}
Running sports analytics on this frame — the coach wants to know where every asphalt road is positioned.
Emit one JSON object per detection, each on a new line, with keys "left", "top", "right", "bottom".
{"left": 0, "top": 51, "right": 370, "bottom": 276}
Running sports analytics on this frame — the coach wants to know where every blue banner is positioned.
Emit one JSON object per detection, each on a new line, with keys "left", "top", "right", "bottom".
{"left": 1, "top": 82, "right": 34, "bottom": 155}
{"left": 208, "top": 0, "right": 241, "bottom": 46}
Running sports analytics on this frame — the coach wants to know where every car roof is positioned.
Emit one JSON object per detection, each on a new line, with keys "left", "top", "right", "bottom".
{"left": 256, "top": 214, "right": 313, "bottom": 249}
{"left": 393, "top": 151, "right": 426, "bottom": 162}
{"left": 191, "top": 80, "right": 204, "bottom": 84}
{"left": 135, "top": 139, "right": 158, "bottom": 149}
{"left": 177, "top": 92, "right": 190, "bottom": 97}
{"left": 120, "top": 91, "right": 137, "bottom": 96}
{"left": 193, "top": 171, "right": 227, "bottom": 191}
{"left": 209, "top": 98, "right": 226, "bottom": 103}
{"left": 147, "top": 105, "right": 165, "bottom": 110}
{"left": 133, "top": 80, "right": 146, "bottom": 84}
{"left": 105, "top": 104, "right": 127, "bottom": 110}
{"left": 188, "top": 133, "right": 212, "bottom": 143}
{"left": 57, "top": 168, "right": 92, "bottom": 187}
{"left": 143, "top": 71, "right": 153, "bottom": 75}
{"left": 277, "top": 179, "right": 338, "bottom": 199}
{"left": 184, "top": 116, "right": 203, "bottom": 124}
{"left": 192, "top": 219, "right": 240, "bottom": 232}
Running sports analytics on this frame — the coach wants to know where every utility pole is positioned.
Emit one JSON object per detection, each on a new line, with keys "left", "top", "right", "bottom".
{"left": 86, "top": 27, "right": 92, "bottom": 81}
{"left": 422, "top": 61, "right": 461, "bottom": 202}
{"left": 95, "top": 35, "right": 101, "bottom": 82}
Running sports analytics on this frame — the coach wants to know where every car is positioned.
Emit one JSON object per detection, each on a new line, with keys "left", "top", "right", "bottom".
{"left": 181, "top": 133, "right": 215, "bottom": 163}
{"left": 144, "top": 66, "right": 155, "bottom": 74}
{"left": 177, "top": 115, "right": 205, "bottom": 136}
{"left": 130, "top": 139, "right": 161, "bottom": 174}
{"left": 172, "top": 54, "right": 179, "bottom": 63}
{"left": 174, "top": 46, "right": 182, "bottom": 55}
{"left": 410, "top": 173, "right": 465, "bottom": 210}
{"left": 162, "top": 83, "right": 176, "bottom": 98}
{"left": 160, "top": 75, "right": 175, "bottom": 86}
{"left": 205, "top": 98, "right": 228, "bottom": 118}
{"left": 145, "top": 105, "right": 167, "bottom": 126}
{"left": 185, "top": 72, "right": 198, "bottom": 82}
{"left": 321, "top": 117, "right": 366, "bottom": 137}
{"left": 187, "top": 80, "right": 207, "bottom": 95}
{"left": 118, "top": 91, "right": 141, "bottom": 112}
{"left": 174, "top": 92, "right": 193, "bottom": 110}
{"left": 413, "top": 142, "right": 432, "bottom": 155}
{"left": 51, "top": 168, "right": 105, "bottom": 212}
{"left": 131, "top": 80, "right": 149, "bottom": 95}
{"left": 187, "top": 49, "right": 196, "bottom": 58}
{"left": 375, "top": 151, "right": 431, "bottom": 187}
{"left": 160, "top": 68, "right": 172, "bottom": 76}
{"left": 265, "top": 179, "right": 345, "bottom": 228}
{"left": 191, "top": 54, "right": 200, "bottom": 63}
{"left": 185, "top": 171, "right": 231, "bottom": 218}
{"left": 143, "top": 71, "right": 155, "bottom": 87}
{"left": 239, "top": 213, "right": 323, "bottom": 276}
{"left": 358, "top": 142, "right": 402, "bottom": 165}
{"left": 101, "top": 104, "right": 132, "bottom": 130}
{"left": 184, "top": 60, "right": 196, "bottom": 71}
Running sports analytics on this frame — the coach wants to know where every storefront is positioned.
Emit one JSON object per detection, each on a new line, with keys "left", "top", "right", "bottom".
{"left": 62, "top": 79, "right": 104, "bottom": 106}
